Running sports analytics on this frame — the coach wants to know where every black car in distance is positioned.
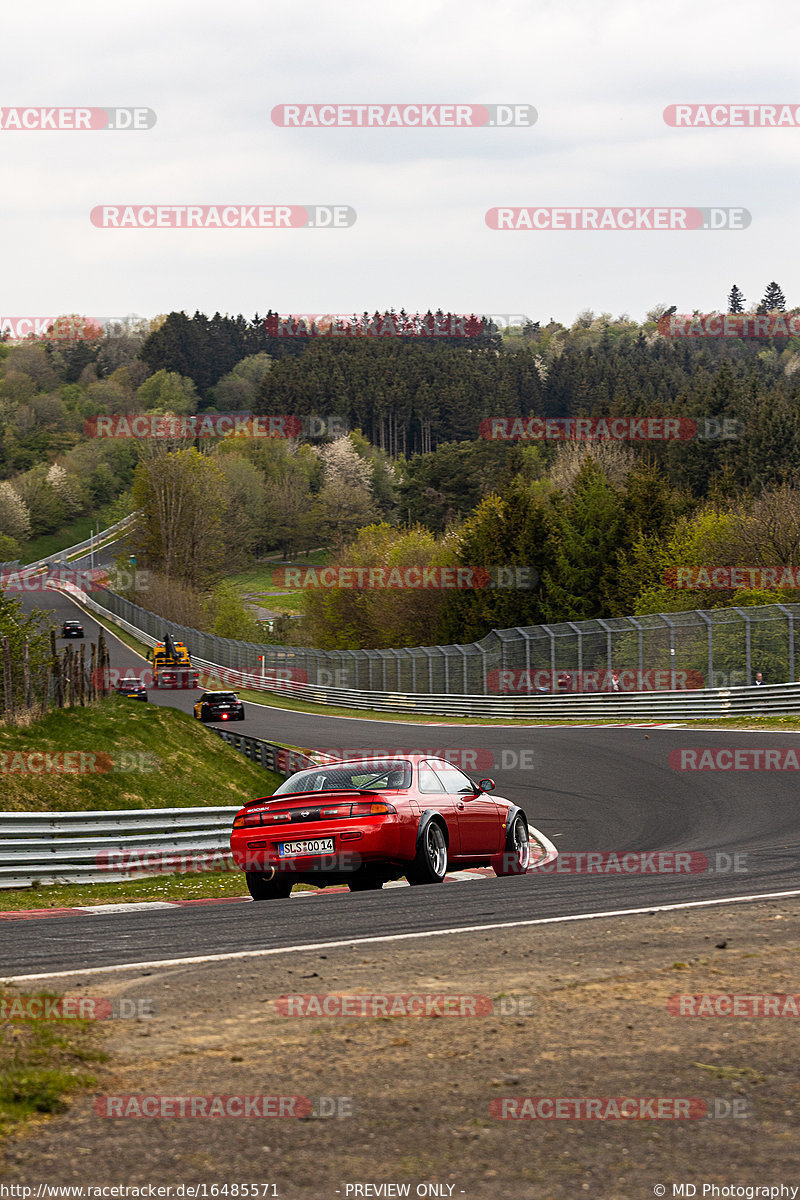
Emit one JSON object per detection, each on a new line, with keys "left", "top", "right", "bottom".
{"left": 193, "top": 691, "right": 245, "bottom": 722}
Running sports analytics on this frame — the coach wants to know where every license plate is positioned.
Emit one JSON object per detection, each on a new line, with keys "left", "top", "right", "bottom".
{"left": 279, "top": 838, "right": 334, "bottom": 857}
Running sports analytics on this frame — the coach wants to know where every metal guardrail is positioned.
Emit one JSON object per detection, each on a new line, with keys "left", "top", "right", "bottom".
{"left": 18, "top": 515, "right": 135, "bottom": 575}
{"left": 213, "top": 730, "right": 327, "bottom": 774}
{"left": 0, "top": 736, "right": 319, "bottom": 889}
{"left": 183, "top": 673, "right": 800, "bottom": 719}
{"left": 0, "top": 807, "right": 239, "bottom": 888}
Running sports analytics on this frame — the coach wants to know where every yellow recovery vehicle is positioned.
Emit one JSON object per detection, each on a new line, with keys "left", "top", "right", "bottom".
{"left": 152, "top": 633, "right": 199, "bottom": 689}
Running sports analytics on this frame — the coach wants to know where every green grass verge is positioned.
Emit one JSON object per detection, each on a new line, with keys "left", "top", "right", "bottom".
{"left": 227, "top": 552, "right": 331, "bottom": 615}
{"left": 0, "top": 869, "right": 252, "bottom": 911}
{"left": 0, "top": 700, "right": 283, "bottom": 811}
{"left": 677, "top": 715, "right": 800, "bottom": 730}
{"left": 0, "top": 986, "right": 106, "bottom": 1147}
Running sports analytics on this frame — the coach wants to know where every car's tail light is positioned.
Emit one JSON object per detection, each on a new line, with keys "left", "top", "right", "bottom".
{"left": 220, "top": 713, "right": 229, "bottom": 720}
{"left": 350, "top": 801, "right": 396, "bottom": 816}
{"left": 233, "top": 811, "right": 263, "bottom": 828}
{"left": 239, "top": 798, "right": 397, "bottom": 826}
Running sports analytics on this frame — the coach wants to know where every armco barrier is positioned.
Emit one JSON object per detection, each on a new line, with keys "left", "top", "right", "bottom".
{"left": 18, "top": 514, "right": 135, "bottom": 576}
{"left": 0, "top": 735, "right": 319, "bottom": 889}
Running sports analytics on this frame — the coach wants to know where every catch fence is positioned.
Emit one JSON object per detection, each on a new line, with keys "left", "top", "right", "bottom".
{"left": 86, "top": 587, "right": 800, "bottom": 695}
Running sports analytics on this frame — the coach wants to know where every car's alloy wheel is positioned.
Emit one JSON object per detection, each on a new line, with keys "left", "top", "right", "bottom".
{"left": 407, "top": 819, "right": 447, "bottom": 885}
{"left": 245, "top": 871, "right": 292, "bottom": 900}
{"left": 492, "top": 814, "right": 530, "bottom": 876}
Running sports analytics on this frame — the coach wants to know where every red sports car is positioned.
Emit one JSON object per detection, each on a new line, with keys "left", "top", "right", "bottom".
{"left": 230, "top": 755, "right": 558, "bottom": 900}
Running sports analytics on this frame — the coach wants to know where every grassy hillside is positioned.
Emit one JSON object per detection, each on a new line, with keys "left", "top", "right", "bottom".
{"left": 0, "top": 700, "right": 282, "bottom": 811}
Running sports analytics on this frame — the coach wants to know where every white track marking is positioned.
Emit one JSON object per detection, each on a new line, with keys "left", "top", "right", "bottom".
{"left": 73, "top": 901, "right": 178, "bottom": 913}
{"left": 6, "top": 889, "right": 800, "bottom": 982}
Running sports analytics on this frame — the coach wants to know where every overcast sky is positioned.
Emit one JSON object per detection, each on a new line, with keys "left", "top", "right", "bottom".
{"left": 2, "top": 0, "right": 798, "bottom": 328}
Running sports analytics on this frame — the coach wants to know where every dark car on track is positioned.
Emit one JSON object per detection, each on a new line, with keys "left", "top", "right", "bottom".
{"left": 60, "top": 620, "right": 84, "bottom": 638}
{"left": 231, "top": 755, "right": 558, "bottom": 900}
{"left": 193, "top": 691, "right": 245, "bottom": 722}
{"left": 115, "top": 676, "right": 148, "bottom": 701}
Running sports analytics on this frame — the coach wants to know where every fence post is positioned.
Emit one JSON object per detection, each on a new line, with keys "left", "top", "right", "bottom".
{"left": 597, "top": 619, "right": 613, "bottom": 677}
{"left": 455, "top": 645, "right": 468, "bottom": 694}
{"left": 775, "top": 604, "right": 795, "bottom": 682}
{"left": 2, "top": 635, "right": 13, "bottom": 724}
{"left": 627, "top": 617, "right": 643, "bottom": 675}
{"left": 697, "top": 611, "right": 713, "bottom": 688}
{"left": 661, "top": 614, "right": 676, "bottom": 690}
{"left": 22, "top": 640, "right": 32, "bottom": 710}
{"left": 732, "top": 608, "right": 752, "bottom": 684}
{"left": 567, "top": 622, "right": 584, "bottom": 679}
{"left": 542, "top": 626, "right": 556, "bottom": 685}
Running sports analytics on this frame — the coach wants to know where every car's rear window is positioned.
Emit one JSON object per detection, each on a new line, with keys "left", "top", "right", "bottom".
{"left": 273, "top": 759, "right": 412, "bottom": 794}
{"left": 205, "top": 693, "right": 238, "bottom": 702}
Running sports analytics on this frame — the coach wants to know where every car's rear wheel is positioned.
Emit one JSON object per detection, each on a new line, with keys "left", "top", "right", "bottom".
{"left": 492, "top": 813, "right": 530, "bottom": 876}
{"left": 246, "top": 871, "right": 292, "bottom": 901}
{"left": 348, "top": 879, "right": 384, "bottom": 892}
{"left": 407, "top": 819, "right": 448, "bottom": 885}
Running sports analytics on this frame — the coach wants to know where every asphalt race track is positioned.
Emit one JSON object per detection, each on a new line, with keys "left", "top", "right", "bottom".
{"left": 4, "top": 584, "right": 800, "bottom": 978}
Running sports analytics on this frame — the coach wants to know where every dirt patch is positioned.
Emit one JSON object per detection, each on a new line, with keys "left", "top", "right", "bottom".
{"left": 2, "top": 899, "right": 800, "bottom": 1198}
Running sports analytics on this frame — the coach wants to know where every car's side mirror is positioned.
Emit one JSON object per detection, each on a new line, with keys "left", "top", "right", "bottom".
{"left": 478, "top": 778, "right": 496, "bottom": 793}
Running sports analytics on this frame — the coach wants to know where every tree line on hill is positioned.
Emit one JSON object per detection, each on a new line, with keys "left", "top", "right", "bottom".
{"left": 3, "top": 300, "right": 800, "bottom": 648}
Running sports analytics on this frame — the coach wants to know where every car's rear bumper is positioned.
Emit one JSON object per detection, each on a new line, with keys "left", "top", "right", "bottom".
{"left": 231, "top": 818, "right": 403, "bottom": 876}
